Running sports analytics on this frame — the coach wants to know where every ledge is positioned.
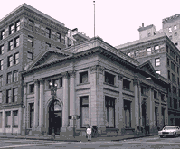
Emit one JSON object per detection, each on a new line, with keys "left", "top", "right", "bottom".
{"left": 103, "top": 82, "right": 118, "bottom": 88}
{"left": 77, "top": 82, "right": 90, "bottom": 86}
{"left": 106, "top": 128, "right": 119, "bottom": 132}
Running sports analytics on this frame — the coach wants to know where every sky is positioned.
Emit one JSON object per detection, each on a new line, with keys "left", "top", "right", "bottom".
{"left": 0, "top": 0, "right": 180, "bottom": 47}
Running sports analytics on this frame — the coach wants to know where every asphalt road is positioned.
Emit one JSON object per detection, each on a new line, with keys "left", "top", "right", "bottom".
{"left": 0, "top": 135, "right": 180, "bottom": 149}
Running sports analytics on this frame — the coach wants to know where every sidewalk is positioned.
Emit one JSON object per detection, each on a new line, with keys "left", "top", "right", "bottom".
{"left": 0, "top": 133, "right": 157, "bottom": 142}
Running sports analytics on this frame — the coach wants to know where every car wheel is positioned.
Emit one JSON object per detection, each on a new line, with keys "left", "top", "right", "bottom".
{"left": 174, "top": 133, "right": 177, "bottom": 137}
{"left": 159, "top": 135, "right": 163, "bottom": 138}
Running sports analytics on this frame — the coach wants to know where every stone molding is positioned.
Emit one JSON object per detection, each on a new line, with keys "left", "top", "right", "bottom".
{"left": 69, "top": 70, "right": 76, "bottom": 78}
{"left": 33, "top": 79, "right": 38, "bottom": 84}
{"left": 118, "top": 74, "right": 124, "bottom": 80}
{"left": 39, "top": 78, "right": 44, "bottom": 83}
{"left": 90, "top": 65, "right": 104, "bottom": 74}
{"left": 62, "top": 72, "right": 69, "bottom": 79}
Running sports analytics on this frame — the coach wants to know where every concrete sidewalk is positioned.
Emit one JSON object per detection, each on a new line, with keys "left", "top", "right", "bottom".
{"left": 0, "top": 133, "right": 157, "bottom": 142}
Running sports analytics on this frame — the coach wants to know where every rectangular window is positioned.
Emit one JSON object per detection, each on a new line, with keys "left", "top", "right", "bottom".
{"left": 27, "top": 51, "right": 33, "bottom": 60}
{"left": 173, "top": 86, "right": 176, "bottom": 95}
{"left": 172, "top": 73, "right": 175, "bottom": 83}
{"left": 13, "top": 110, "right": 18, "bottom": 127}
{"left": 14, "top": 52, "right": 19, "bottom": 64}
{"left": 29, "top": 84, "right": 34, "bottom": 94}
{"left": 124, "top": 99, "right": 131, "bottom": 128}
{"left": 29, "top": 19, "right": 34, "bottom": 24}
{"left": 105, "top": 71, "right": 115, "bottom": 85}
{"left": 9, "top": 24, "right": 14, "bottom": 34}
{"left": 0, "top": 45, "right": 4, "bottom": 55}
{"left": 155, "top": 107, "right": 158, "bottom": 126}
{"left": 178, "top": 77, "right": 179, "bottom": 85}
{"left": 0, "top": 60, "right": 3, "bottom": 70}
{"left": 80, "top": 71, "right": 88, "bottom": 84}
{"left": 156, "top": 70, "right": 160, "bottom": 74}
{"left": 123, "top": 79, "right": 131, "bottom": 90}
{"left": 13, "top": 70, "right": 18, "bottom": 82}
{"left": 147, "top": 47, "right": 151, "bottom": 55}
{"left": 177, "top": 67, "right": 179, "bottom": 75}
{"left": 13, "top": 88, "right": 18, "bottom": 102}
{"left": 8, "top": 40, "right": 14, "bottom": 51}
{"left": 169, "top": 27, "right": 172, "bottom": 32}
{"left": 176, "top": 56, "right": 178, "bottom": 62}
{"left": 0, "top": 30, "right": 5, "bottom": 40}
{"left": 56, "top": 47, "right": 61, "bottom": 50}
{"left": 57, "top": 32, "right": 61, "bottom": 42}
{"left": 171, "top": 61, "right": 175, "bottom": 71}
{"left": 167, "top": 58, "right": 169, "bottom": 66}
{"left": 141, "top": 86, "right": 146, "bottom": 95}
{"left": 46, "top": 28, "right": 51, "bottom": 38}
{"left": 168, "top": 70, "right": 170, "bottom": 80}
{"left": 6, "top": 89, "right": 11, "bottom": 103}
{"left": 105, "top": 96, "right": 115, "bottom": 128}
{"left": 0, "top": 92, "right": 2, "bottom": 103}
{"left": 161, "top": 93, "right": 165, "bottom": 102}
{"left": 5, "top": 111, "right": 11, "bottom": 128}
{"left": 155, "top": 58, "right": 160, "bottom": 66}
{"left": 170, "top": 97, "right": 172, "bottom": 107}
{"left": 155, "top": 45, "right": 159, "bottom": 51}
{"left": 179, "top": 89, "right": 180, "bottom": 97}
{"left": 174, "top": 99, "right": 177, "bottom": 109}
{"left": 28, "top": 35, "right": 33, "bottom": 47}
{"left": 80, "top": 96, "right": 89, "bottom": 127}
{"left": 7, "top": 55, "right": 13, "bottom": 67}
{"left": 30, "top": 103, "right": 34, "bottom": 128}
{"left": 7, "top": 72, "right": 12, "bottom": 84}
{"left": 15, "top": 20, "right": 20, "bottom": 32}
{"left": 0, "top": 76, "right": 3, "bottom": 87}
{"left": 154, "top": 90, "right": 157, "bottom": 99}
{"left": 14, "top": 36, "right": 19, "bottom": 48}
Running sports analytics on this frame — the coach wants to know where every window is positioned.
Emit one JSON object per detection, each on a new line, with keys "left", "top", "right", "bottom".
{"left": 7, "top": 55, "right": 13, "bottom": 67}
{"left": 0, "top": 76, "right": 3, "bottom": 87}
{"left": 156, "top": 70, "right": 160, "bottom": 74}
{"left": 155, "top": 58, "right": 160, "bottom": 66}
{"left": 14, "top": 36, "right": 19, "bottom": 48}
{"left": 13, "top": 71, "right": 18, "bottom": 82}
{"left": 174, "top": 98, "right": 177, "bottom": 109}
{"left": 179, "top": 89, "right": 180, "bottom": 97}
{"left": 56, "top": 47, "right": 61, "bottom": 50}
{"left": 46, "top": 42, "right": 51, "bottom": 47}
{"left": 57, "top": 32, "right": 61, "bottom": 42}
{"left": 127, "top": 52, "right": 130, "bottom": 56}
{"left": 0, "top": 92, "right": 2, "bottom": 103}
{"left": 147, "top": 32, "right": 151, "bottom": 37}
{"left": 29, "top": 84, "right": 34, "bottom": 94}
{"left": 9, "top": 24, "right": 14, "bottom": 34}
{"left": 155, "top": 107, "right": 158, "bottom": 126}
{"left": 171, "top": 61, "right": 175, "bottom": 71}
{"left": 155, "top": 45, "right": 159, "bottom": 51}
{"left": 166, "top": 45, "right": 169, "bottom": 53}
{"left": 0, "top": 45, "right": 4, "bottom": 54}
{"left": 14, "top": 52, "right": 19, "bottom": 64}
{"left": 67, "top": 38, "right": 71, "bottom": 47}
{"left": 177, "top": 67, "right": 179, "bottom": 75}
{"left": 0, "top": 30, "right": 5, "bottom": 40}
{"left": 161, "top": 107, "right": 166, "bottom": 126}
{"left": 178, "top": 77, "right": 179, "bottom": 85}
{"left": 29, "top": 103, "right": 34, "bottom": 128}
{"left": 167, "top": 58, "right": 169, "bottom": 66}
{"left": 15, "top": 20, "right": 20, "bottom": 32}
{"left": 80, "top": 96, "right": 89, "bottom": 127}
{"left": 170, "top": 97, "right": 172, "bottom": 107}
{"left": 105, "top": 96, "right": 115, "bottom": 128}
{"left": 147, "top": 47, "right": 151, "bottom": 55}
{"left": 7, "top": 72, "right": 12, "bottom": 84}
{"left": 29, "top": 19, "right": 34, "bottom": 24}
{"left": 173, "top": 86, "right": 176, "bottom": 95}
{"left": 105, "top": 71, "right": 115, "bottom": 85}
{"left": 168, "top": 70, "right": 170, "bottom": 80}
{"left": 161, "top": 93, "right": 165, "bottom": 101}
{"left": 6, "top": 89, "right": 11, "bottom": 103}
{"left": 174, "top": 25, "right": 177, "bottom": 30}
{"left": 169, "top": 27, "right": 172, "bottom": 32}
{"left": 80, "top": 71, "right": 88, "bottom": 84}
{"left": 13, "top": 88, "right": 18, "bottom": 102}
{"left": 28, "top": 35, "right": 33, "bottom": 47}
{"left": 5, "top": 111, "right": 11, "bottom": 128}
{"left": 172, "top": 73, "right": 175, "bottom": 83}
{"left": 154, "top": 90, "right": 157, "bottom": 99}
{"left": 13, "top": 110, "right": 18, "bottom": 127}
{"left": 141, "top": 86, "right": 146, "bottom": 95}
{"left": 176, "top": 56, "right": 178, "bottom": 62}
{"left": 0, "top": 60, "right": 3, "bottom": 70}
{"left": 45, "top": 28, "right": 51, "bottom": 38}
{"left": 8, "top": 40, "right": 13, "bottom": 51}
{"left": 123, "top": 79, "right": 131, "bottom": 89}
{"left": 27, "top": 51, "right": 33, "bottom": 60}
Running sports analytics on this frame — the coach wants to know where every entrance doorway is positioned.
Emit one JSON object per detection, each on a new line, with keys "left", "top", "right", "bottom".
{"left": 142, "top": 100, "right": 148, "bottom": 134}
{"left": 49, "top": 100, "right": 62, "bottom": 135}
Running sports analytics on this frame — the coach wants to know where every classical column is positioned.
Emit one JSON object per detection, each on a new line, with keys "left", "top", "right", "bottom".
{"left": 22, "top": 83, "right": 27, "bottom": 135}
{"left": 2, "top": 109, "right": 5, "bottom": 134}
{"left": 62, "top": 72, "right": 69, "bottom": 131}
{"left": 39, "top": 79, "right": 44, "bottom": 129}
{"left": 19, "top": 107, "right": 22, "bottom": 135}
{"left": 11, "top": 110, "right": 13, "bottom": 134}
{"left": 116, "top": 74, "right": 124, "bottom": 135}
{"left": 33, "top": 79, "right": 39, "bottom": 128}
{"left": 69, "top": 70, "right": 76, "bottom": 127}
{"left": 138, "top": 82, "right": 142, "bottom": 127}
{"left": 133, "top": 78, "right": 139, "bottom": 132}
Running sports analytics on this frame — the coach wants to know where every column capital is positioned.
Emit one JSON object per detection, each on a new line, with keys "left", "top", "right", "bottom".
{"left": 90, "top": 65, "right": 104, "bottom": 74}
{"left": 39, "top": 78, "right": 44, "bottom": 83}
{"left": 23, "top": 82, "right": 27, "bottom": 87}
{"left": 62, "top": 71, "right": 69, "bottom": 79}
{"left": 118, "top": 74, "right": 124, "bottom": 80}
{"left": 33, "top": 79, "right": 38, "bottom": 84}
{"left": 69, "top": 70, "right": 76, "bottom": 78}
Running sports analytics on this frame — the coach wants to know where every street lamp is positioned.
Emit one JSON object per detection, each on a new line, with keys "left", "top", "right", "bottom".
{"left": 49, "top": 81, "right": 58, "bottom": 139}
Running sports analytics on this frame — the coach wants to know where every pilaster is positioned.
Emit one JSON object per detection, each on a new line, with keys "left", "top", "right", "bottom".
{"left": 11, "top": 111, "right": 13, "bottom": 134}
{"left": 22, "top": 83, "right": 27, "bottom": 135}
{"left": 39, "top": 79, "right": 44, "bottom": 131}
{"left": 2, "top": 109, "right": 5, "bottom": 134}
{"left": 33, "top": 79, "right": 39, "bottom": 128}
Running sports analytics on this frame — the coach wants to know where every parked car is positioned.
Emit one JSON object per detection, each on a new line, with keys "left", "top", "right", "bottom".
{"left": 158, "top": 126, "right": 180, "bottom": 138}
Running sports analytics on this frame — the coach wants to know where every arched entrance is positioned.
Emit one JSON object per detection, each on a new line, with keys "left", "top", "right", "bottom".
{"left": 49, "top": 100, "right": 62, "bottom": 135}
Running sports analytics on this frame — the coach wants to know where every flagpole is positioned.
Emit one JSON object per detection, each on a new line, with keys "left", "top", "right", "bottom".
{"left": 93, "top": 1, "right": 95, "bottom": 38}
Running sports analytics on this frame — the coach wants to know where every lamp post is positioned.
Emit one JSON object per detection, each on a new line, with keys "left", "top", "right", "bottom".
{"left": 49, "top": 81, "right": 58, "bottom": 139}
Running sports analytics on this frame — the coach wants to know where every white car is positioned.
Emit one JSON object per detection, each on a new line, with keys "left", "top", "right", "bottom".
{"left": 158, "top": 126, "right": 180, "bottom": 138}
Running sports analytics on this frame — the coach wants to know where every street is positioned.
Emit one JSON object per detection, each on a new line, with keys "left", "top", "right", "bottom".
{"left": 0, "top": 135, "right": 180, "bottom": 149}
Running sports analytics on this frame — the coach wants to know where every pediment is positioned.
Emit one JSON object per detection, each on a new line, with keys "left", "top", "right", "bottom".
{"left": 137, "top": 60, "right": 157, "bottom": 78}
